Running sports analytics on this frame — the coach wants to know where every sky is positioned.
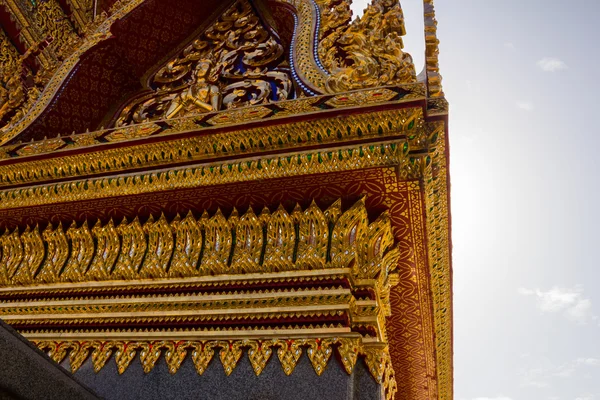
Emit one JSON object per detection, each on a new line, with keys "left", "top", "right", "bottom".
{"left": 347, "top": 0, "right": 600, "bottom": 399}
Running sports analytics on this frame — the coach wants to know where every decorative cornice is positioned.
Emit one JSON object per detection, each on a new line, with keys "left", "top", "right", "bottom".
{"left": 0, "top": 140, "right": 410, "bottom": 210}
{"left": 0, "top": 101, "right": 424, "bottom": 188}
{"left": 0, "top": 198, "right": 397, "bottom": 287}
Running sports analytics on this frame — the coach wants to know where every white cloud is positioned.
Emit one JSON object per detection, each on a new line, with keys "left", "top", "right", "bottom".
{"left": 519, "top": 363, "right": 551, "bottom": 387}
{"left": 575, "top": 395, "right": 594, "bottom": 400}
{"left": 518, "top": 286, "right": 596, "bottom": 324}
{"left": 576, "top": 358, "right": 600, "bottom": 366}
{"left": 537, "top": 57, "right": 568, "bottom": 72}
{"left": 504, "top": 42, "right": 515, "bottom": 50}
{"left": 516, "top": 101, "right": 534, "bottom": 111}
{"left": 473, "top": 397, "right": 514, "bottom": 400}
{"left": 521, "top": 356, "right": 600, "bottom": 388}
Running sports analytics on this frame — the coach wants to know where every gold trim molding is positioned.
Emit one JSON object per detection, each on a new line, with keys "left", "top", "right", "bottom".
{"left": 0, "top": 141, "right": 410, "bottom": 210}
{"left": 423, "top": 121, "right": 452, "bottom": 399}
{"left": 0, "top": 104, "right": 423, "bottom": 188}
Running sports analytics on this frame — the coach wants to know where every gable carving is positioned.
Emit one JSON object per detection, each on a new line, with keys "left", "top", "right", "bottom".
{"left": 115, "top": 0, "right": 293, "bottom": 126}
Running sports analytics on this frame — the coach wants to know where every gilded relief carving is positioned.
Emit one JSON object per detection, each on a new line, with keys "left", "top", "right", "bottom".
{"left": 0, "top": 71, "right": 26, "bottom": 124}
{"left": 0, "top": 30, "right": 20, "bottom": 76}
{"left": 0, "top": 0, "right": 450, "bottom": 397}
{"left": 0, "top": 105, "right": 422, "bottom": 190}
{"left": 319, "top": 0, "right": 416, "bottom": 92}
{"left": 115, "top": 0, "right": 293, "bottom": 126}
{"left": 35, "top": 0, "right": 79, "bottom": 59}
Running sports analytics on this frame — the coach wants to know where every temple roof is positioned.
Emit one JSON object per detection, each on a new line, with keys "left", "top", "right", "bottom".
{"left": 0, "top": 0, "right": 452, "bottom": 398}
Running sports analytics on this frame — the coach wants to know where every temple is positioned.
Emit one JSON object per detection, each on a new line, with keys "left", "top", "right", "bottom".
{"left": 0, "top": 0, "right": 451, "bottom": 398}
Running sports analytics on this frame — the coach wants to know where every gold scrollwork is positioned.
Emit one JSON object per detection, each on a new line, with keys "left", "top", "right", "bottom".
{"left": 422, "top": 121, "right": 451, "bottom": 399}
{"left": 197, "top": 210, "right": 227, "bottom": 276}
{"left": 230, "top": 207, "right": 264, "bottom": 274}
{"left": 295, "top": 201, "right": 330, "bottom": 269}
{"left": 170, "top": 212, "right": 204, "bottom": 277}
{"left": 87, "top": 219, "right": 120, "bottom": 281}
{"left": 424, "top": 0, "right": 444, "bottom": 99}
{"left": 263, "top": 205, "right": 296, "bottom": 272}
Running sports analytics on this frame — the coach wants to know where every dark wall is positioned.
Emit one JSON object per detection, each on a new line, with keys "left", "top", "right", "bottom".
{"left": 69, "top": 349, "right": 381, "bottom": 400}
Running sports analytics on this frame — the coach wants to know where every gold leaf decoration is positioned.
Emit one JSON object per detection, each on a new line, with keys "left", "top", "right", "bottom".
{"left": 87, "top": 219, "right": 120, "bottom": 280}
{"left": 263, "top": 205, "right": 296, "bottom": 272}
{"left": 336, "top": 338, "right": 361, "bottom": 374}
{"left": 0, "top": 228, "right": 23, "bottom": 284}
{"left": 112, "top": 217, "right": 146, "bottom": 280}
{"left": 33, "top": 338, "right": 395, "bottom": 396}
{"left": 91, "top": 341, "right": 114, "bottom": 373}
{"left": 12, "top": 226, "right": 44, "bottom": 285}
{"left": 139, "top": 342, "right": 162, "bottom": 374}
{"left": 0, "top": 198, "right": 400, "bottom": 286}
{"left": 69, "top": 342, "right": 93, "bottom": 373}
{"left": 140, "top": 214, "right": 173, "bottom": 279}
{"left": 164, "top": 341, "right": 189, "bottom": 375}
{"left": 245, "top": 340, "right": 273, "bottom": 376}
{"left": 199, "top": 209, "right": 230, "bottom": 275}
{"left": 357, "top": 210, "right": 395, "bottom": 279}
{"left": 191, "top": 342, "right": 216, "bottom": 375}
{"left": 170, "top": 212, "right": 203, "bottom": 277}
{"left": 36, "top": 223, "right": 69, "bottom": 283}
{"left": 305, "top": 338, "right": 335, "bottom": 376}
{"left": 218, "top": 341, "right": 243, "bottom": 376}
{"left": 61, "top": 221, "right": 94, "bottom": 282}
{"left": 330, "top": 197, "right": 368, "bottom": 268}
{"left": 295, "top": 201, "right": 329, "bottom": 269}
{"left": 115, "top": 342, "right": 138, "bottom": 375}
{"left": 230, "top": 207, "right": 263, "bottom": 274}
{"left": 275, "top": 339, "right": 304, "bottom": 376}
